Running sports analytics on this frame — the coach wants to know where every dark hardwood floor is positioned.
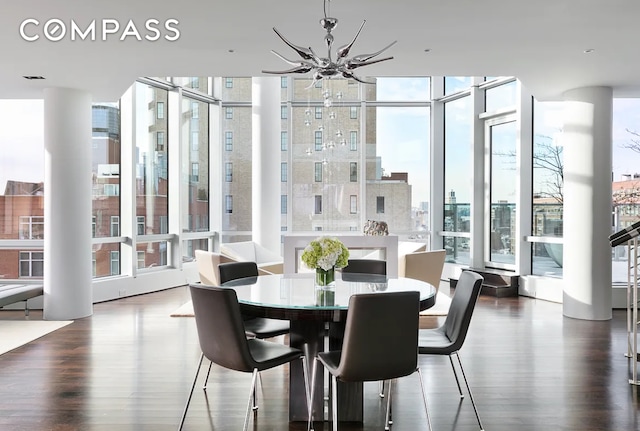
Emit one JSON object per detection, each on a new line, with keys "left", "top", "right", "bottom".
{"left": 1, "top": 285, "right": 639, "bottom": 431}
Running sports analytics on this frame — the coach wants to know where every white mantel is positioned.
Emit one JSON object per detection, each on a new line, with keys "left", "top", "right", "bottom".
{"left": 283, "top": 233, "right": 399, "bottom": 277}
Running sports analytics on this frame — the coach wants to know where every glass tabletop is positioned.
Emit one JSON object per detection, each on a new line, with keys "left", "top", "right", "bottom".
{"left": 222, "top": 272, "right": 436, "bottom": 311}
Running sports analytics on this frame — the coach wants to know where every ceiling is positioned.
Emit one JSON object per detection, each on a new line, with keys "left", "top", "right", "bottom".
{"left": 2, "top": 0, "right": 640, "bottom": 101}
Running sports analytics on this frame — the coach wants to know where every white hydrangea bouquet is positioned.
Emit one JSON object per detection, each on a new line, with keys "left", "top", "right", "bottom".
{"left": 301, "top": 236, "right": 349, "bottom": 287}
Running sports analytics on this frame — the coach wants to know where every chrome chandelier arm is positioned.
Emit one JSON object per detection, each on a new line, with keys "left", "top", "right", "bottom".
{"left": 346, "top": 55, "right": 394, "bottom": 70}
{"left": 349, "top": 40, "right": 398, "bottom": 64}
{"left": 263, "top": 0, "right": 396, "bottom": 84}
{"left": 272, "top": 27, "right": 316, "bottom": 61}
{"left": 336, "top": 20, "right": 366, "bottom": 60}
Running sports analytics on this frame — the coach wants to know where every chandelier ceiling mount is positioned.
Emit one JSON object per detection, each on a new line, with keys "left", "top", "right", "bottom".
{"left": 262, "top": 0, "right": 396, "bottom": 84}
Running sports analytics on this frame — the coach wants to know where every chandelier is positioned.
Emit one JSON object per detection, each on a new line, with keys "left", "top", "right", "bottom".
{"left": 262, "top": 0, "right": 396, "bottom": 84}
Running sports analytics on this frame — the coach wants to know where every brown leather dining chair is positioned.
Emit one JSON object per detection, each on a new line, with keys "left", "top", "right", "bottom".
{"left": 307, "top": 290, "right": 431, "bottom": 431}
{"left": 218, "top": 261, "right": 291, "bottom": 339}
{"left": 201, "top": 261, "right": 291, "bottom": 396}
{"left": 341, "top": 258, "right": 387, "bottom": 277}
{"left": 179, "top": 284, "right": 309, "bottom": 431}
{"left": 418, "top": 270, "right": 485, "bottom": 431}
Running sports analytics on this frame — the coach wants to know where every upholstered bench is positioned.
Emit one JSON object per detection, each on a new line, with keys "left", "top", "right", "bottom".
{"left": 0, "top": 284, "right": 44, "bottom": 316}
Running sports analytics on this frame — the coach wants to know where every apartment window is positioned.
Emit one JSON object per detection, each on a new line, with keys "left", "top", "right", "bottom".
{"left": 191, "top": 77, "right": 199, "bottom": 88}
{"left": 110, "top": 216, "right": 120, "bottom": 237}
{"left": 159, "top": 215, "right": 168, "bottom": 234}
{"left": 281, "top": 195, "right": 287, "bottom": 214}
{"left": 377, "top": 196, "right": 385, "bottom": 214}
{"left": 350, "top": 162, "right": 357, "bottom": 182}
{"left": 19, "top": 216, "right": 44, "bottom": 239}
{"left": 225, "top": 107, "right": 233, "bottom": 119}
{"left": 281, "top": 162, "right": 287, "bottom": 182}
{"left": 225, "top": 77, "right": 233, "bottom": 88}
{"left": 315, "top": 131, "right": 323, "bottom": 151}
{"left": 137, "top": 251, "right": 145, "bottom": 269}
{"left": 191, "top": 102, "right": 199, "bottom": 119}
{"left": 110, "top": 251, "right": 120, "bottom": 275}
{"left": 314, "top": 195, "right": 322, "bottom": 214}
{"left": 137, "top": 216, "right": 145, "bottom": 235}
{"left": 281, "top": 131, "right": 288, "bottom": 151}
{"left": 281, "top": 105, "right": 288, "bottom": 119}
{"left": 104, "top": 184, "right": 119, "bottom": 196}
{"left": 191, "top": 162, "right": 199, "bottom": 182}
{"left": 225, "top": 195, "right": 233, "bottom": 213}
{"left": 92, "top": 216, "right": 97, "bottom": 238}
{"left": 92, "top": 251, "right": 97, "bottom": 277}
{"left": 225, "top": 162, "right": 233, "bottom": 182}
{"left": 350, "top": 106, "right": 358, "bottom": 119}
{"left": 156, "top": 102, "right": 164, "bottom": 119}
{"left": 315, "top": 162, "right": 323, "bottom": 182}
{"left": 19, "top": 251, "right": 43, "bottom": 277}
{"left": 156, "top": 131, "right": 165, "bottom": 151}
{"left": 315, "top": 107, "right": 322, "bottom": 119}
{"left": 191, "top": 131, "right": 199, "bottom": 151}
{"left": 225, "top": 131, "right": 233, "bottom": 151}
{"left": 281, "top": 77, "right": 288, "bottom": 88}
{"left": 350, "top": 131, "right": 358, "bottom": 151}
{"left": 350, "top": 195, "right": 357, "bottom": 214}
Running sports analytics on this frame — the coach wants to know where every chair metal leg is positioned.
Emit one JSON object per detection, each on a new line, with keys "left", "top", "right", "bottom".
{"left": 203, "top": 361, "right": 213, "bottom": 390}
{"left": 308, "top": 358, "right": 318, "bottom": 431}
{"left": 379, "top": 379, "right": 386, "bottom": 397}
{"left": 384, "top": 379, "right": 393, "bottom": 430}
{"left": 331, "top": 375, "right": 338, "bottom": 431}
{"left": 448, "top": 354, "right": 464, "bottom": 398}
{"left": 416, "top": 367, "right": 433, "bottom": 431}
{"left": 243, "top": 368, "right": 259, "bottom": 431}
{"left": 178, "top": 352, "right": 204, "bottom": 431}
{"left": 454, "top": 352, "right": 484, "bottom": 431}
{"left": 301, "top": 356, "right": 311, "bottom": 413}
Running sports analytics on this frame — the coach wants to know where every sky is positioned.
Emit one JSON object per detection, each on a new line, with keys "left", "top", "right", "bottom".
{"left": 0, "top": 100, "right": 44, "bottom": 191}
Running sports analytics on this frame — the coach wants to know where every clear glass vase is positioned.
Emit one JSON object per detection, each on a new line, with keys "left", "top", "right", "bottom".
{"left": 315, "top": 267, "right": 336, "bottom": 288}
{"left": 315, "top": 267, "right": 336, "bottom": 306}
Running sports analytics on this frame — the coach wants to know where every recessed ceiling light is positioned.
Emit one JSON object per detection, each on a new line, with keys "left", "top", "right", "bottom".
{"left": 583, "top": 49, "right": 595, "bottom": 54}
{"left": 23, "top": 76, "right": 45, "bottom": 80}
{"left": 424, "top": 49, "right": 431, "bottom": 53}
{"left": 228, "top": 49, "right": 235, "bottom": 53}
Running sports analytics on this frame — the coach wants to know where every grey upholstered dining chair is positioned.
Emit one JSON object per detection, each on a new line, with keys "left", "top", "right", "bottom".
{"left": 179, "top": 284, "right": 309, "bottom": 431}
{"left": 203, "top": 261, "right": 290, "bottom": 394}
{"left": 418, "top": 270, "right": 485, "bottom": 431}
{"left": 341, "top": 259, "right": 387, "bottom": 276}
{"left": 307, "top": 291, "right": 430, "bottom": 431}
{"left": 218, "top": 261, "right": 291, "bottom": 339}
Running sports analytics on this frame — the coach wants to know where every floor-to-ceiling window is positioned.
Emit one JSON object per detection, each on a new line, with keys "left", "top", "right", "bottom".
{"left": 531, "top": 99, "right": 564, "bottom": 277}
{"left": 0, "top": 100, "right": 44, "bottom": 281}
{"left": 612, "top": 98, "right": 640, "bottom": 284}
{"left": 366, "top": 77, "right": 430, "bottom": 243}
{"left": 133, "top": 82, "right": 169, "bottom": 268}
{"left": 220, "top": 77, "right": 252, "bottom": 243}
{"left": 91, "top": 103, "right": 122, "bottom": 277}
{"left": 443, "top": 94, "right": 473, "bottom": 264}
{"left": 181, "top": 95, "right": 209, "bottom": 260}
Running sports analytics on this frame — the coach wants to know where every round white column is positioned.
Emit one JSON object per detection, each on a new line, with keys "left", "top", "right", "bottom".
{"left": 43, "top": 88, "right": 93, "bottom": 320}
{"left": 562, "top": 86, "right": 612, "bottom": 320}
{"left": 251, "top": 77, "right": 281, "bottom": 254}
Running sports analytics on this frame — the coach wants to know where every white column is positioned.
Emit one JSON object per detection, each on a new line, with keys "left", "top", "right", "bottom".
{"left": 43, "top": 88, "right": 93, "bottom": 320}
{"left": 252, "top": 77, "right": 281, "bottom": 254}
{"left": 562, "top": 86, "right": 612, "bottom": 320}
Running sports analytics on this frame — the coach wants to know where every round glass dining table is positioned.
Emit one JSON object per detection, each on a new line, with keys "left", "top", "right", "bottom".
{"left": 222, "top": 272, "right": 437, "bottom": 423}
